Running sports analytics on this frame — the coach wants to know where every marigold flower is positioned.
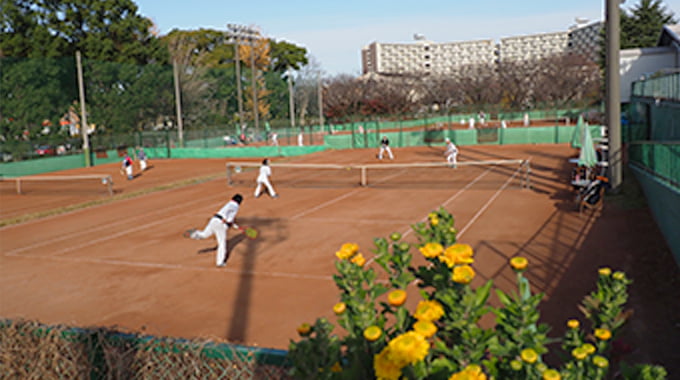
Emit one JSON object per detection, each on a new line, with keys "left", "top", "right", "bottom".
{"left": 598, "top": 267, "right": 611, "bottom": 276}
{"left": 330, "top": 361, "right": 342, "bottom": 372}
{"left": 364, "top": 325, "right": 382, "bottom": 342}
{"left": 413, "top": 320, "right": 437, "bottom": 338}
{"left": 612, "top": 271, "right": 626, "bottom": 281}
{"left": 374, "top": 348, "right": 402, "bottom": 380}
{"left": 448, "top": 364, "right": 487, "bottom": 380}
{"left": 510, "top": 256, "right": 528, "bottom": 271}
{"left": 440, "top": 243, "right": 474, "bottom": 267}
{"left": 592, "top": 355, "right": 609, "bottom": 368}
{"left": 582, "top": 343, "right": 596, "bottom": 355}
{"left": 510, "top": 360, "right": 523, "bottom": 371}
{"left": 419, "top": 242, "right": 444, "bottom": 259}
{"left": 351, "top": 253, "right": 366, "bottom": 267}
{"left": 413, "top": 300, "right": 445, "bottom": 321}
{"left": 430, "top": 216, "right": 439, "bottom": 226}
{"left": 296, "top": 323, "right": 311, "bottom": 336}
{"left": 333, "top": 302, "right": 346, "bottom": 315}
{"left": 388, "top": 289, "right": 407, "bottom": 307}
{"left": 594, "top": 328, "right": 612, "bottom": 341}
{"left": 452, "top": 264, "right": 476, "bottom": 284}
{"left": 520, "top": 348, "right": 538, "bottom": 364}
{"left": 387, "top": 331, "right": 429, "bottom": 366}
{"left": 567, "top": 319, "right": 580, "bottom": 329}
{"left": 335, "top": 243, "right": 359, "bottom": 260}
{"left": 571, "top": 347, "right": 588, "bottom": 360}
{"left": 542, "top": 369, "right": 561, "bottom": 380}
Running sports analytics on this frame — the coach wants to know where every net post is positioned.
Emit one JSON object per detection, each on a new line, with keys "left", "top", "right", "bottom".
{"left": 226, "top": 163, "right": 233, "bottom": 186}
{"left": 16, "top": 178, "right": 22, "bottom": 194}
{"left": 107, "top": 176, "right": 113, "bottom": 196}
{"left": 361, "top": 166, "right": 367, "bottom": 186}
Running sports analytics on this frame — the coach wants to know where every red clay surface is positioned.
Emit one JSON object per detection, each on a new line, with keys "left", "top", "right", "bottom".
{"left": 1, "top": 144, "right": 678, "bottom": 374}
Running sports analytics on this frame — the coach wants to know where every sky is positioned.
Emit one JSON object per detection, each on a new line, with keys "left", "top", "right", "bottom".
{"left": 134, "top": 0, "right": 679, "bottom": 76}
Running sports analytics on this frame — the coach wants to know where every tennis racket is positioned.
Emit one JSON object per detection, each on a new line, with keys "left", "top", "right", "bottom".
{"left": 239, "top": 226, "right": 259, "bottom": 240}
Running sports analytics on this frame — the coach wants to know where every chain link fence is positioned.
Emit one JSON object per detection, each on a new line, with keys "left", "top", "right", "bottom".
{"left": 1, "top": 319, "right": 292, "bottom": 380}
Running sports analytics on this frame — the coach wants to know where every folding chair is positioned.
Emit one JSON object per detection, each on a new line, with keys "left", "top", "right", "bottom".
{"left": 579, "top": 176, "right": 608, "bottom": 215}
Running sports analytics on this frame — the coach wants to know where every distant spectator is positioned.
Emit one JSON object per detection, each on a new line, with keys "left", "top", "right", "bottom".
{"left": 523, "top": 113, "right": 530, "bottom": 127}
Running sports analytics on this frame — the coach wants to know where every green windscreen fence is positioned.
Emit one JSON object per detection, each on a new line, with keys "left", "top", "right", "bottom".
{"left": 628, "top": 142, "right": 680, "bottom": 188}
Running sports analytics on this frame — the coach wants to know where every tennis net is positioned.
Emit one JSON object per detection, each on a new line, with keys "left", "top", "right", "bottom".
{"left": 0, "top": 174, "right": 114, "bottom": 196}
{"left": 226, "top": 159, "right": 531, "bottom": 190}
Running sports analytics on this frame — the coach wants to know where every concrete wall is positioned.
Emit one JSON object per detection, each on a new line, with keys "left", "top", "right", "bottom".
{"left": 620, "top": 46, "right": 678, "bottom": 102}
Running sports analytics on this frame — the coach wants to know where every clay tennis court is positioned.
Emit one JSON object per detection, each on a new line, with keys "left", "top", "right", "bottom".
{"left": 1, "top": 144, "right": 678, "bottom": 373}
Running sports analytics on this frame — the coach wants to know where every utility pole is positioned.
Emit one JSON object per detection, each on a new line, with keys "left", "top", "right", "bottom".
{"left": 606, "top": 0, "right": 623, "bottom": 190}
{"left": 173, "top": 59, "right": 184, "bottom": 147}
{"left": 76, "top": 51, "right": 90, "bottom": 167}
{"left": 234, "top": 42, "right": 244, "bottom": 131}
{"left": 227, "top": 24, "right": 262, "bottom": 138}
{"left": 288, "top": 67, "right": 295, "bottom": 128}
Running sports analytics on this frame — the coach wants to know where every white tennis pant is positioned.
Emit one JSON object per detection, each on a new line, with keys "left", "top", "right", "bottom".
{"left": 192, "top": 218, "right": 228, "bottom": 266}
{"left": 447, "top": 153, "right": 458, "bottom": 166}
{"left": 254, "top": 178, "right": 277, "bottom": 197}
{"left": 379, "top": 146, "right": 394, "bottom": 160}
{"left": 125, "top": 166, "right": 133, "bottom": 179}
{"left": 140, "top": 159, "right": 147, "bottom": 171}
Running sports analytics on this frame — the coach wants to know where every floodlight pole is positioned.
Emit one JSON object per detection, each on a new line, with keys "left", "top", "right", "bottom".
{"left": 606, "top": 0, "right": 623, "bottom": 190}
{"left": 173, "top": 59, "right": 184, "bottom": 147}
{"left": 234, "top": 42, "right": 245, "bottom": 131}
{"left": 227, "top": 24, "right": 262, "bottom": 137}
{"left": 76, "top": 51, "right": 91, "bottom": 167}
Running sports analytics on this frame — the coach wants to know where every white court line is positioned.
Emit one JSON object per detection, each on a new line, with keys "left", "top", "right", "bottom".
{"left": 291, "top": 168, "right": 408, "bottom": 220}
{"left": 455, "top": 163, "right": 523, "bottom": 239}
{"left": 400, "top": 167, "right": 493, "bottom": 238}
{"left": 2, "top": 191, "right": 225, "bottom": 256}
{"left": 7, "top": 253, "right": 334, "bottom": 281}
{"left": 299, "top": 217, "right": 413, "bottom": 225}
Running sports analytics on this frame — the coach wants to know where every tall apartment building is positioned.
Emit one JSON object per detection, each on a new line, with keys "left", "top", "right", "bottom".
{"left": 361, "top": 21, "right": 602, "bottom": 76}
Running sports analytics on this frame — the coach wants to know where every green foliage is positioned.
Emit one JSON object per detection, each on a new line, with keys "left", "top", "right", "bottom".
{"left": 621, "top": 0, "right": 677, "bottom": 49}
{"left": 288, "top": 209, "right": 667, "bottom": 380}
{"left": 270, "top": 40, "right": 309, "bottom": 73}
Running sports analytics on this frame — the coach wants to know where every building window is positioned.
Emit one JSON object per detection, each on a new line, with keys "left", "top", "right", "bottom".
{"left": 424, "top": 63, "right": 431, "bottom": 68}
{"left": 424, "top": 55, "right": 430, "bottom": 60}
{"left": 424, "top": 46, "right": 430, "bottom": 51}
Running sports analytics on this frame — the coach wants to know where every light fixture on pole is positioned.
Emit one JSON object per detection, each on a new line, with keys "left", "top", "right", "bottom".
{"left": 226, "top": 24, "right": 263, "bottom": 137}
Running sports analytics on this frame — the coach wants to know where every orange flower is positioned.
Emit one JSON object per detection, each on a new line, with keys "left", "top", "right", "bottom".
{"left": 594, "top": 328, "right": 612, "bottom": 341}
{"left": 510, "top": 256, "right": 528, "bottom": 271}
{"left": 296, "top": 323, "right": 311, "bottom": 336}
{"left": 351, "top": 253, "right": 366, "bottom": 267}
{"left": 364, "top": 325, "right": 382, "bottom": 341}
{"left": 413, "top": 300, "right": 445, "bottom": 321}
{"left": 413, "top": 320, "right": 437, "bottom": 338}
{"left": 419, "top": 242, "right": 444, "bottom": 259}
{"left": 333, "top": 302, "right": 346, "bottom": 315}
{"left": 388, "top": 289, "right": 407, "bottom": 307}
{"left": 452, "top": 265, "right": 475, "bottom": 284}
{"left": 439, "top": 244, "right": 474, "bottom": 267}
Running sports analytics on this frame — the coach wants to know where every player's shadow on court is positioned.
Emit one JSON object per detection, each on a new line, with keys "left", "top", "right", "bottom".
{"left": 196, "top": 234, "right": 246, "bottom": 263}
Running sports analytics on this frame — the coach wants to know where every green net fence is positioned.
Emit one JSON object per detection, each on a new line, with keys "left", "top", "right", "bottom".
{"left": 0, "top": 319, "right": 292, "bottom": 380}
{"left": 628, "top": 142, "right": 680, "bottom": 189}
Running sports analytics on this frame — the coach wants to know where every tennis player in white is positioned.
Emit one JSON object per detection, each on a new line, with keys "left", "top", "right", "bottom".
{"left": 254, "top": 158, "right": 278, "bottom": 198}
{"left": 444, "top": 138, "right": 458, "bottom": 168}
{"left": 190, "top": 194, "right": 243, "bottom": 267}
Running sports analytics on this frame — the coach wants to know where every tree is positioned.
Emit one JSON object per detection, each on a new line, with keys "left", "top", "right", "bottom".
{"left": 269, "top": 40, "right": 308, "bottom": 73}
{"left": 0, "top": 0, "right": 168, "bottom": 64}
{"left": 621, "top": 0, "right": 677, "bottom": 49}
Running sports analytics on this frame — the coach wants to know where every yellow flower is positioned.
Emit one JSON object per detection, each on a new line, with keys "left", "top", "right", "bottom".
{"left": 430, "top": 216, "right": 439, "bottom": 226}
{"left": 598, "top": 267, "right": 611, "bottom": 276}
{"left": 521, "top": 348, "right": 538, "bottom": 364}
{"left": 510, "top": 360, "right": 523, "bottom": 371}
{"left": 388, "top": 289, "right": 407, "bottom": 307}
{"left": 510, "top": 256, "right": 528, "bottom": 271}
{"left": 567, "top": 319, "right": 580, "bottom": 329}
{"left": 413, "top": 300, "right": 445, "bottom": 321}
{"left": 419, "top": 242, "right": 444, "bottom": 259}
{"left": 335, "top": 243, "right": 359, "bottom": 260}
{"left": 374, "top": 348, "right": 402, "bottom": 380}
{"left": 387, "top": 331, "right": 429, "bottom": 366}
{"left": 582, "top": 343, "right": 596, "bottom": 355}
{"left": 452, "top": 265, "right": 476, "bottom": 284}
{"left": 613, "top": 271, "right": 626, "bottom": 281}
{"left": 330, "top": 361, "right": 342, "bottom": 373}
{"left": 571, "top": 347, "right": 588, "bottom": 360}
{"left": 448, "top": 364, "right": 487, "bottom": 380}
{"left": 413, "top": 320, "right": 437, "bottom": 338}
{"left": 592, "top": 355, "right": 609, "bottom": 368}
{"left": 440, "top": 243, "right": 474, "bottom": 267}
{"left": 351, "top": 253, "right": 366, "bottom": 267}
{"left": 333, "top": 302, "right": 346, "bottom": 315}
{"left": 296, "top": 323, "right": 311, "bottom": 336}
{"left": 364, "top": 325, "right": 382, "bottom": 342}
{"left": 543, "top": 369, "right": 561, "bottom": 380}
{"left": 594, "top": 328, "right": 612, "bottom": 341}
